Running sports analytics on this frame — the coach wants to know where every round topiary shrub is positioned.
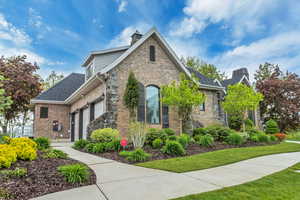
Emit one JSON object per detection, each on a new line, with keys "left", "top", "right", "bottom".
{"left": 90, "top": 128, "right": 120, "bottom": 143}
{"left": 161, "top": 141, "right": 185, "bottom": 156}
{"left": 145, "top": 128, "right": 167, "bottom": 145}
{"left": 152, "top": 138, "right": 163, "bottom": 149}
{"left": 265, "top": 119, "right": 280, "bottom": 134}
{"left": 198, "top": 134, "right": 214, "bottom": 147}
{"left": 226, "top": 133, "right": 244, "bottom": 145}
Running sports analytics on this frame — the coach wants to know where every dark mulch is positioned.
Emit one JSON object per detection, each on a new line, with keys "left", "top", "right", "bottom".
{"left": 82, "top": 141, "right": 279, "bottom": 164}
{"left": 0, "top": 151, "right": 96, "bottom": 200}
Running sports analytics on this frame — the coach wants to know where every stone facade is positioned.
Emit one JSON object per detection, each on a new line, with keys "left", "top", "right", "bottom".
{"left": 34, "top": 103, "right": 70, "bottom": 139}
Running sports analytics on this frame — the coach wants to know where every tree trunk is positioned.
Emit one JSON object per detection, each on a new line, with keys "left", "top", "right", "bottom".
{"left": 21, "top": 111, "right": 28, "bottom": 136}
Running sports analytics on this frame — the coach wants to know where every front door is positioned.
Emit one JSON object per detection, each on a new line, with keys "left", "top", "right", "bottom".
{"left": 71, "top": 113, "right": 75, "bottom": 142}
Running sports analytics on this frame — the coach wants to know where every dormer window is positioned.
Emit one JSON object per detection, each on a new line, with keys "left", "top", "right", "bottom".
{"left": 150, "top": 45, "right": 155, "bottom": 62}
{"left": 86, "top": 62, "right": 94, "bottom": 80}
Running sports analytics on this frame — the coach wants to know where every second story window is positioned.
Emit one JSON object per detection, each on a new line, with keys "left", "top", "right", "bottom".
{"left": 40, "top": 107, "right": 48, "bottom": 118}
{"left": 150, "top": 45, "right": 155, "bottom": 62}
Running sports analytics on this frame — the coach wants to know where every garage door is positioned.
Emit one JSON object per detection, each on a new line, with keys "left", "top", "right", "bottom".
{"left": 82, "top": 108, "right": 89, "bottom": 139}
{"left": 94, "top": 100, "right": 104, "bottom": 119}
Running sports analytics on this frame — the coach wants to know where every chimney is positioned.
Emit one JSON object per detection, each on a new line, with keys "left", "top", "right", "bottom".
{"left": 232, "top": 68, "right": 249, "bottom": 80}
{"left": 131, "top": 30, "right": 143, "bottom": 45}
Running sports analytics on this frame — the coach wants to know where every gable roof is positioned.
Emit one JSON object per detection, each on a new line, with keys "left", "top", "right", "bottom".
{"left": 221, "top": 74, "right": 250, "bottom": 89}
{"left": 31, "top": 73, "right": 85, "bottom": 103}
{"left": 186, "top": 67, "right": 221, "bottom": 87}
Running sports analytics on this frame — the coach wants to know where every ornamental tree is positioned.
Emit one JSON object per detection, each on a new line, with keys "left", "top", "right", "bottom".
{"left": 0, "top": 55, "right": 42, "bottom": 133}
{"left": 0, "top": 75, "right": 13, "bottom": 115}
{"left": 222, "top": 83, "right": 263, "bottom": 132}
{"left": 161, "top": 73, "right": 205, "bottom": 133}
{"left": 123, "top": 71, "right": 139, "bottom": 121}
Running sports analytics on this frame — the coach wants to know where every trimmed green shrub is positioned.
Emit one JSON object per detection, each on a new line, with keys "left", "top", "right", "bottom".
{"left": 84, "top": 143, "right": 95, "bottom": 153}
{"left": 198, "top": 134, "right": 214, "bottom": 147}
{"left": 161, "top": 141, "right": 185, "bottom": 156}
{"left": 73, "top": 139, "right": 89, "bottom": 150}
{"left": 90, "top": 128, "right": 120, "bottom": 143}
{"left": 250, "top": 135, "right": 259, "bottom": 143}
{"left": 145, "top": 128, "right": 167, "bottom": 145}
{"left": 119, "top": 148, "right": 151, "bottom": 162}
{"left": 0, "top": 167, "right": 27, "bottom": 178}
{"left": 34, "top": 137, "right": 50, "bottom": 150}
{"left": 152, "top": 138, "right": 163, "bottom": 149}
{"left": 228, "top": 114, "right": 243, "bottom": 130}
{"left": 162, "top": 128, "right": 176, "bottom": 136}
{"left": 247, "top": 129, "right": 265, "bottom": 137}
{"left": 265, "top": 119, "right": 280, "bottom": 134}
{"left": 206, "top": 125, "right": 234, "bottom": 142}
{"left": 44, "top": 149, "right": 68, "bottom": 159}
{"left": 92, "top": 143, "right": 106, "bottom": 153}
{"left": 226, "top": 133, "right": 244, "bottom": 145}
{"left": 192, "top": 128, "right": 207, "bottom": 136}
{"left": 58, "top": 164, "right": 90, "bottom": 184}
{"left": 270, "top": 135, "right": 278, "bottom": 142}
{"left": 105, "top": 139, "right": 121, "bottom": 151}
{"left": 258, "top": 134, "right": 270, "bottom": 143}
{"left": 168, "top": 135, "right": 177, "bottom": 141}
{"left": 177, "top": 134, "right": 190, "bottom": 149}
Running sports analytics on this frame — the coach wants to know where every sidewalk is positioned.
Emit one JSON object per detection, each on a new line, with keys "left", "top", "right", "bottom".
{"left": 33, "top": 142, "right": 300, "bottom": 200}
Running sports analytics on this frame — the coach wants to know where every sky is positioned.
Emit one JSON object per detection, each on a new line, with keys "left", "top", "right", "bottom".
{"left": 0, "top": 0, "right": 299, "bottom": 80}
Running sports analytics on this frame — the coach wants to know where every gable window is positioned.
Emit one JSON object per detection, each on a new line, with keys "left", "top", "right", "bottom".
{"left": 149, "top": 45, "right": 155, "bottom": 62}
{"left": 86, "top": 63, "right": 94, "bottom": 80}
{"left": 146, "top": 85, "right": 160, "bottom": 124}
{"left": 200, "top": 102, "right": 205, "bottom": 111}
{"left": 40, "top": 107, "right": 48, "bottom": 118}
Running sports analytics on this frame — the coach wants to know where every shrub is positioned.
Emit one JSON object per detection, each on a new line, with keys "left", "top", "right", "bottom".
{"left": 128, "top": 122, "right": 147, "bottom": 149}
{"left": 168, "top": 135, "right": 177, "bottom": 141}
{"left": 245, "top": 119, "right": 254, "bottom": 131}
{"left": 145, "top": 128, "right": 167, "bottom": 145}
{"left": 247, "top": 129, "right": 265, "bottom": 137}
{"left": 10, "top": 137, "right": 37, "bottom": 150}
{"left": 58, "top": 164, "right": 90, "bottom": 184}
{"left": 73, "top": 139, "right": 89, "bottom": 150}
{"left": 105, "top": 139, "right": 121, "bottom": 151}
{"left": 265, "top": 119, "right": 280, "bottom": 134}
{"left": 44, "top": 149, "right": 68, "bottom": 159}
{"left": 198, "top": 134, "right": 214, "bottom": 147}
{"left": 192, "top": 128, "right": 207, "bottom": 136}
{"left": 250, "top": 135, "right": 259, "bottom": 143}
{"left": 9, "top": 138, "right": 37, "bottom": 161}
{"left": 226, "top": 133, "right": 244, "bottom": 145}
{"left": 0, "top": 144, "right": 17, "bottom": 168}
{"left": 177, "top": 134, "right": 190, "bottom": 149}
{"left": 152, "top": 138, "right": 163, "bottom": 149}
{"left": 162, "top": 128, "right": 176, "bottom": 136}
{"left": 270, "top": 135, "right": 278, "bottom": 142}
{"left": 228, "top": 114, "right": 243, "bottom": 130}
{"left": 34, "top": 137, "right": 50, "bottom": 150}
{"left": 0, "top": 168, "right": 27, "bottom": 178}
{"left": 84, "top": 143, "right": 95, "bottom": 153}
{"left": 0, "top": 134, "right": 10, "bottom": 144}
{"left": 206, "top": 125, "right": 234, "bottom": 142}
{"left": 274, "top": 133, "right": 286, "bottom": 141}
{"left": 119, "top": 148, "right": 151, "bottom": 162}
{"left": 92, "top": 143, "right": 106, "bottom": 153}
{"left": 90, "top": 128, "right": 120, "bottom": 143}
{"left": 258, "top": 134, "right": 270, "bottom": 143}
{"left": 161, "top": 141, "right": 185, "bottom": 156}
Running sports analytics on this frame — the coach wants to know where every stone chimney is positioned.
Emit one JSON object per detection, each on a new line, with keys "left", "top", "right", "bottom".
{"left": 232, "top": 68, "right": 249, "bottom": 80}
{"left": 131, "top": 30, "right": 143, "bottom": 45}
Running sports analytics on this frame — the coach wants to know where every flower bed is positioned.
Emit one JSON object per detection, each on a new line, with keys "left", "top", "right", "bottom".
{"left": 0, "top": 137, "right": 96, "bottom": 200}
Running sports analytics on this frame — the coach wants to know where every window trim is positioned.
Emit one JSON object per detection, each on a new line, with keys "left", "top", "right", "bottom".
{"left": 40, "top": 107, "right": 48, "bottom": 118}
{"left": 149, "top": 45, "right": 155, "bottom": 62}
{"left": 145, "top": 84, "right": 161, "bottom": 124}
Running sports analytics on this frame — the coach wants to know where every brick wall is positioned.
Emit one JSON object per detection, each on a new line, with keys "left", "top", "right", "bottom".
{"left": 34, "top": 103, "right": 70, "bottom": 139}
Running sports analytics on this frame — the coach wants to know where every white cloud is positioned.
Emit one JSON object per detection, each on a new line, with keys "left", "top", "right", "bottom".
{"left": 107, "top": 23, "right": 150, "bottom": 47}
{"left": 28, "top": 7, "right": 43, "bottom": 28}
{"left": 117, "top": 0, "right": 128, "bottom": 12}
{"left": 170, "top": 0, "right": 275, "bottom": 39}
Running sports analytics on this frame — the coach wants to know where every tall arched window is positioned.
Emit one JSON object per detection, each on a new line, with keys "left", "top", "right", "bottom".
{"left": 146, "top": 85, "right": 160, "bottom": 124}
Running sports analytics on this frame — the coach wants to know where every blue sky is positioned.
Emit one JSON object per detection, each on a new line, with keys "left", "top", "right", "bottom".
{"left": 0, "top": 0, "right": 299, "bottom": 79}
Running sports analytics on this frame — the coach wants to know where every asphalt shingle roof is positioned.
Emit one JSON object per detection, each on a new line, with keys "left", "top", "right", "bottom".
{"left": 186, "top": 67, "right": 220, "bottom": 87}
{"left": 221, "top": 75, "right": 244, "bottom": 88}
{"left": 35, "top": 73, "right": 85, "bottom": 101}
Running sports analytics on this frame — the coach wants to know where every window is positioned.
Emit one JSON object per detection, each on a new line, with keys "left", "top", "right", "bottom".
{"left": 40, "top": 107, "right": 48, "bottom": 118}
{"left": 94, "top": 100, "right": 104, "bottom": 119}
{"left": 86, "top": 63, "right": 94, "bottom": 80}
{"left": 149, "top": 45, "right": 155, "bottom": 61}
{"left": 200, "top": 102, "right": 205, "bottom": 111}
{"left": 146, "top": 85, "right": 160, "bottom": 124}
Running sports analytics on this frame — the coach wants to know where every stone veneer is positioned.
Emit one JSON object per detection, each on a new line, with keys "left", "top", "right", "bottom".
{"left": 34, "top": 103, "right": 70, "bottom": 139}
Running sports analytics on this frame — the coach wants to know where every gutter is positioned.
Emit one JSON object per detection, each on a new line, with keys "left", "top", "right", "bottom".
{"left": 30, "top": 99, "right": 66, "bottom": 105}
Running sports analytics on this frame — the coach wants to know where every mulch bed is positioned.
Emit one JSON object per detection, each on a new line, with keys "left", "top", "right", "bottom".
{"left": 83, "top": 141, "right": 279, "bottom": 164}
{"left": 0, "top": 151, "right": 96, "bottom": 200}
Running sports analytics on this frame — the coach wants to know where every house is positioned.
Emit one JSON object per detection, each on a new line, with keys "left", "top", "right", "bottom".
{"left": 31, "top": 27, "right": 259, "bottom": 141}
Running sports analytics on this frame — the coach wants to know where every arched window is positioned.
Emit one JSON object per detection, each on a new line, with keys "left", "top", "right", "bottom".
{"left": 146, "top": 85, "right": 160, "bottom": 124}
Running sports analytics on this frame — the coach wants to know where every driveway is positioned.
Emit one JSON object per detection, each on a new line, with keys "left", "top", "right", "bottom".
{"left": 33, "top": 142, "right": 300, "bottom": 200}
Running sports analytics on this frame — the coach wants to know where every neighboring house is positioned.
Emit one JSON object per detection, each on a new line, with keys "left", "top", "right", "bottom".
{"left": 31, "top": 27, "right": 258, "bottom": 141}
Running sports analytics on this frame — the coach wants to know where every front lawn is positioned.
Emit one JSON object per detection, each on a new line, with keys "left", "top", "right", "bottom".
{"left": 287, "top": 131, "right": 300, "bottom": 141}
{"left": 137, "top": 142, "right": 300, "bottom": 172}
{"left": 172, "top": 162, "right": 300, "bottom": 200}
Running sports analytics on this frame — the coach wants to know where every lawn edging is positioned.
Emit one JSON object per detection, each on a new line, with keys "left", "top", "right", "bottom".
{"left": 136, "top": 142, "right": 300, "bottom": 173}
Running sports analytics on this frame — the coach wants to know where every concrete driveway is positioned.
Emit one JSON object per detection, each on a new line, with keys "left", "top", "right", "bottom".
{"left": 33, "top": 142, "right": 300, "bottom": 200}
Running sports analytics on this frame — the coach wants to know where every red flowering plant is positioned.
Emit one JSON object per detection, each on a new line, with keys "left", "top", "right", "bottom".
{"left": 274, "top": 133, "right": 287, "bottom": 141}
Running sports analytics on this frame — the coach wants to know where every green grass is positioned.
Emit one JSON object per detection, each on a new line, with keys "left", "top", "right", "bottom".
{"left": 287, "top": 131, "right": 300, "bottom": 141}
{"left": 137, "top": 142, "right": 300, "bottom": 172}
{"left": 172, "top": 162, "right": 300, "bottom": 200}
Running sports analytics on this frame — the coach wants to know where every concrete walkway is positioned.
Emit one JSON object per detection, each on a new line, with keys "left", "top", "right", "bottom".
{"left": 33, "top": 142, "right": 300, "bottom": 200}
